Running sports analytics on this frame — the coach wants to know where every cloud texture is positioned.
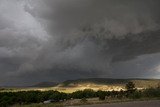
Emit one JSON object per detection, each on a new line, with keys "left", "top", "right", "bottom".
{"left": 0, "top": 0, "right": 160, "bottom": 86}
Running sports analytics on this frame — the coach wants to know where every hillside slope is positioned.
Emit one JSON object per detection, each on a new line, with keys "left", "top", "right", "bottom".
{"left": 59, "top": 78, "right": 160, "bottom": 88}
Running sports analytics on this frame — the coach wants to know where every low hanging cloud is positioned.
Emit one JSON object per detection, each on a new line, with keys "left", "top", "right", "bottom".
{"left": 0, "top": 0, "right": 160, "bottom": 86}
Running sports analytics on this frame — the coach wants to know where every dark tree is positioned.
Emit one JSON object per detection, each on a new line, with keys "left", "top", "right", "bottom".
{"left": 125, "top": 82, "right": 136, "bottom": 93}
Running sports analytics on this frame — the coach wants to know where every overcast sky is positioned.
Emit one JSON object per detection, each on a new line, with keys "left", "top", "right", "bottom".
{"left": 0, "top": 0, "right": 160, "bottom": 86}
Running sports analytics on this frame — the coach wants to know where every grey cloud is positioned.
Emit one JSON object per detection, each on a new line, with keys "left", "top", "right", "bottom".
{"left": 0, "top": 0, "right": 160, "bottom": 86}
{"left": 28, "top": 0, "right": 160, "bottom": 35}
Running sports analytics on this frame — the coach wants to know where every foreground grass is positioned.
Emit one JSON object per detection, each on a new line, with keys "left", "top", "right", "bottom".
{"left": 12, "top": 103, "right": 63, "bottom": 107}
{"left": 12, "top": 97, "right": 160, "bottom": 107}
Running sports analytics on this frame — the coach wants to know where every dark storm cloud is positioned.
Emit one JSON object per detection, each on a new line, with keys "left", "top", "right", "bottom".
{"left": 37, "top": 0, "right": 160, "bottom": 35}
{"left": 0, "top": 0, "right": 160, "bottom": 86}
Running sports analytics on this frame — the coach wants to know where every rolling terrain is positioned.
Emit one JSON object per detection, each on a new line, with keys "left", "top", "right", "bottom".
{"left": 1, "top": 78, "right": 160, "bottom": 93}
{"left": 54, "top": 78, "right": 160, "bottom": 93}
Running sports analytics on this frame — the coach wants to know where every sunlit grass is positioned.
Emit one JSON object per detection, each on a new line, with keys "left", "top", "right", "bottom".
{"left": 1, "top": 80, "right": 160, "bottom": 93}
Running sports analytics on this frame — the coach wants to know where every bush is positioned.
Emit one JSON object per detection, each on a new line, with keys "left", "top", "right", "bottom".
{"left": 71, "top": 89, "right": 95, "bottom": 99}
{"left": 99, "top": 94, "right": 105, "bottom": 100}
{"left": 129, "top": 91, "right": 142, "bottom": 99}
{"left": 97, "top": 90, "right": 106, "bottom": 100}
{"left": 143, "top": 88, "right": 160, "bottom": 98}
{"left": 80, "top": 98, "right": 87, "bottom": 103}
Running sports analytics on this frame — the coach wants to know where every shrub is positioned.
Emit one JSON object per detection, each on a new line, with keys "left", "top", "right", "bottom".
{"left": 80, "top": 98, "right": 87, "bottom": 103}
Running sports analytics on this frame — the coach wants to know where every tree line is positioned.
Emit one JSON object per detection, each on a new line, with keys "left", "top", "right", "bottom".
{"left": 0, "top": 82, "right": 160, "bottom": 106}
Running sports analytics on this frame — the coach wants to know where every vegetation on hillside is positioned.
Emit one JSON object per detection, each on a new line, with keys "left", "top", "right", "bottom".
{"left": 0, "top": 82, "right": 160, "bottom": 107}
{"left": 60, "top": 78, "right": 160, "bottom": 88}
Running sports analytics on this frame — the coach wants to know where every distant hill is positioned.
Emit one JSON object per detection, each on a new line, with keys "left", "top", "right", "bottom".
{"left": 59, "top": 78, "right": 160, "bottom": 88}
{"left": 1, "top": 78, "right": 160, "bottom": 93}
{"left": 31, "top": 82, "right": 58, "bottom": 87}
